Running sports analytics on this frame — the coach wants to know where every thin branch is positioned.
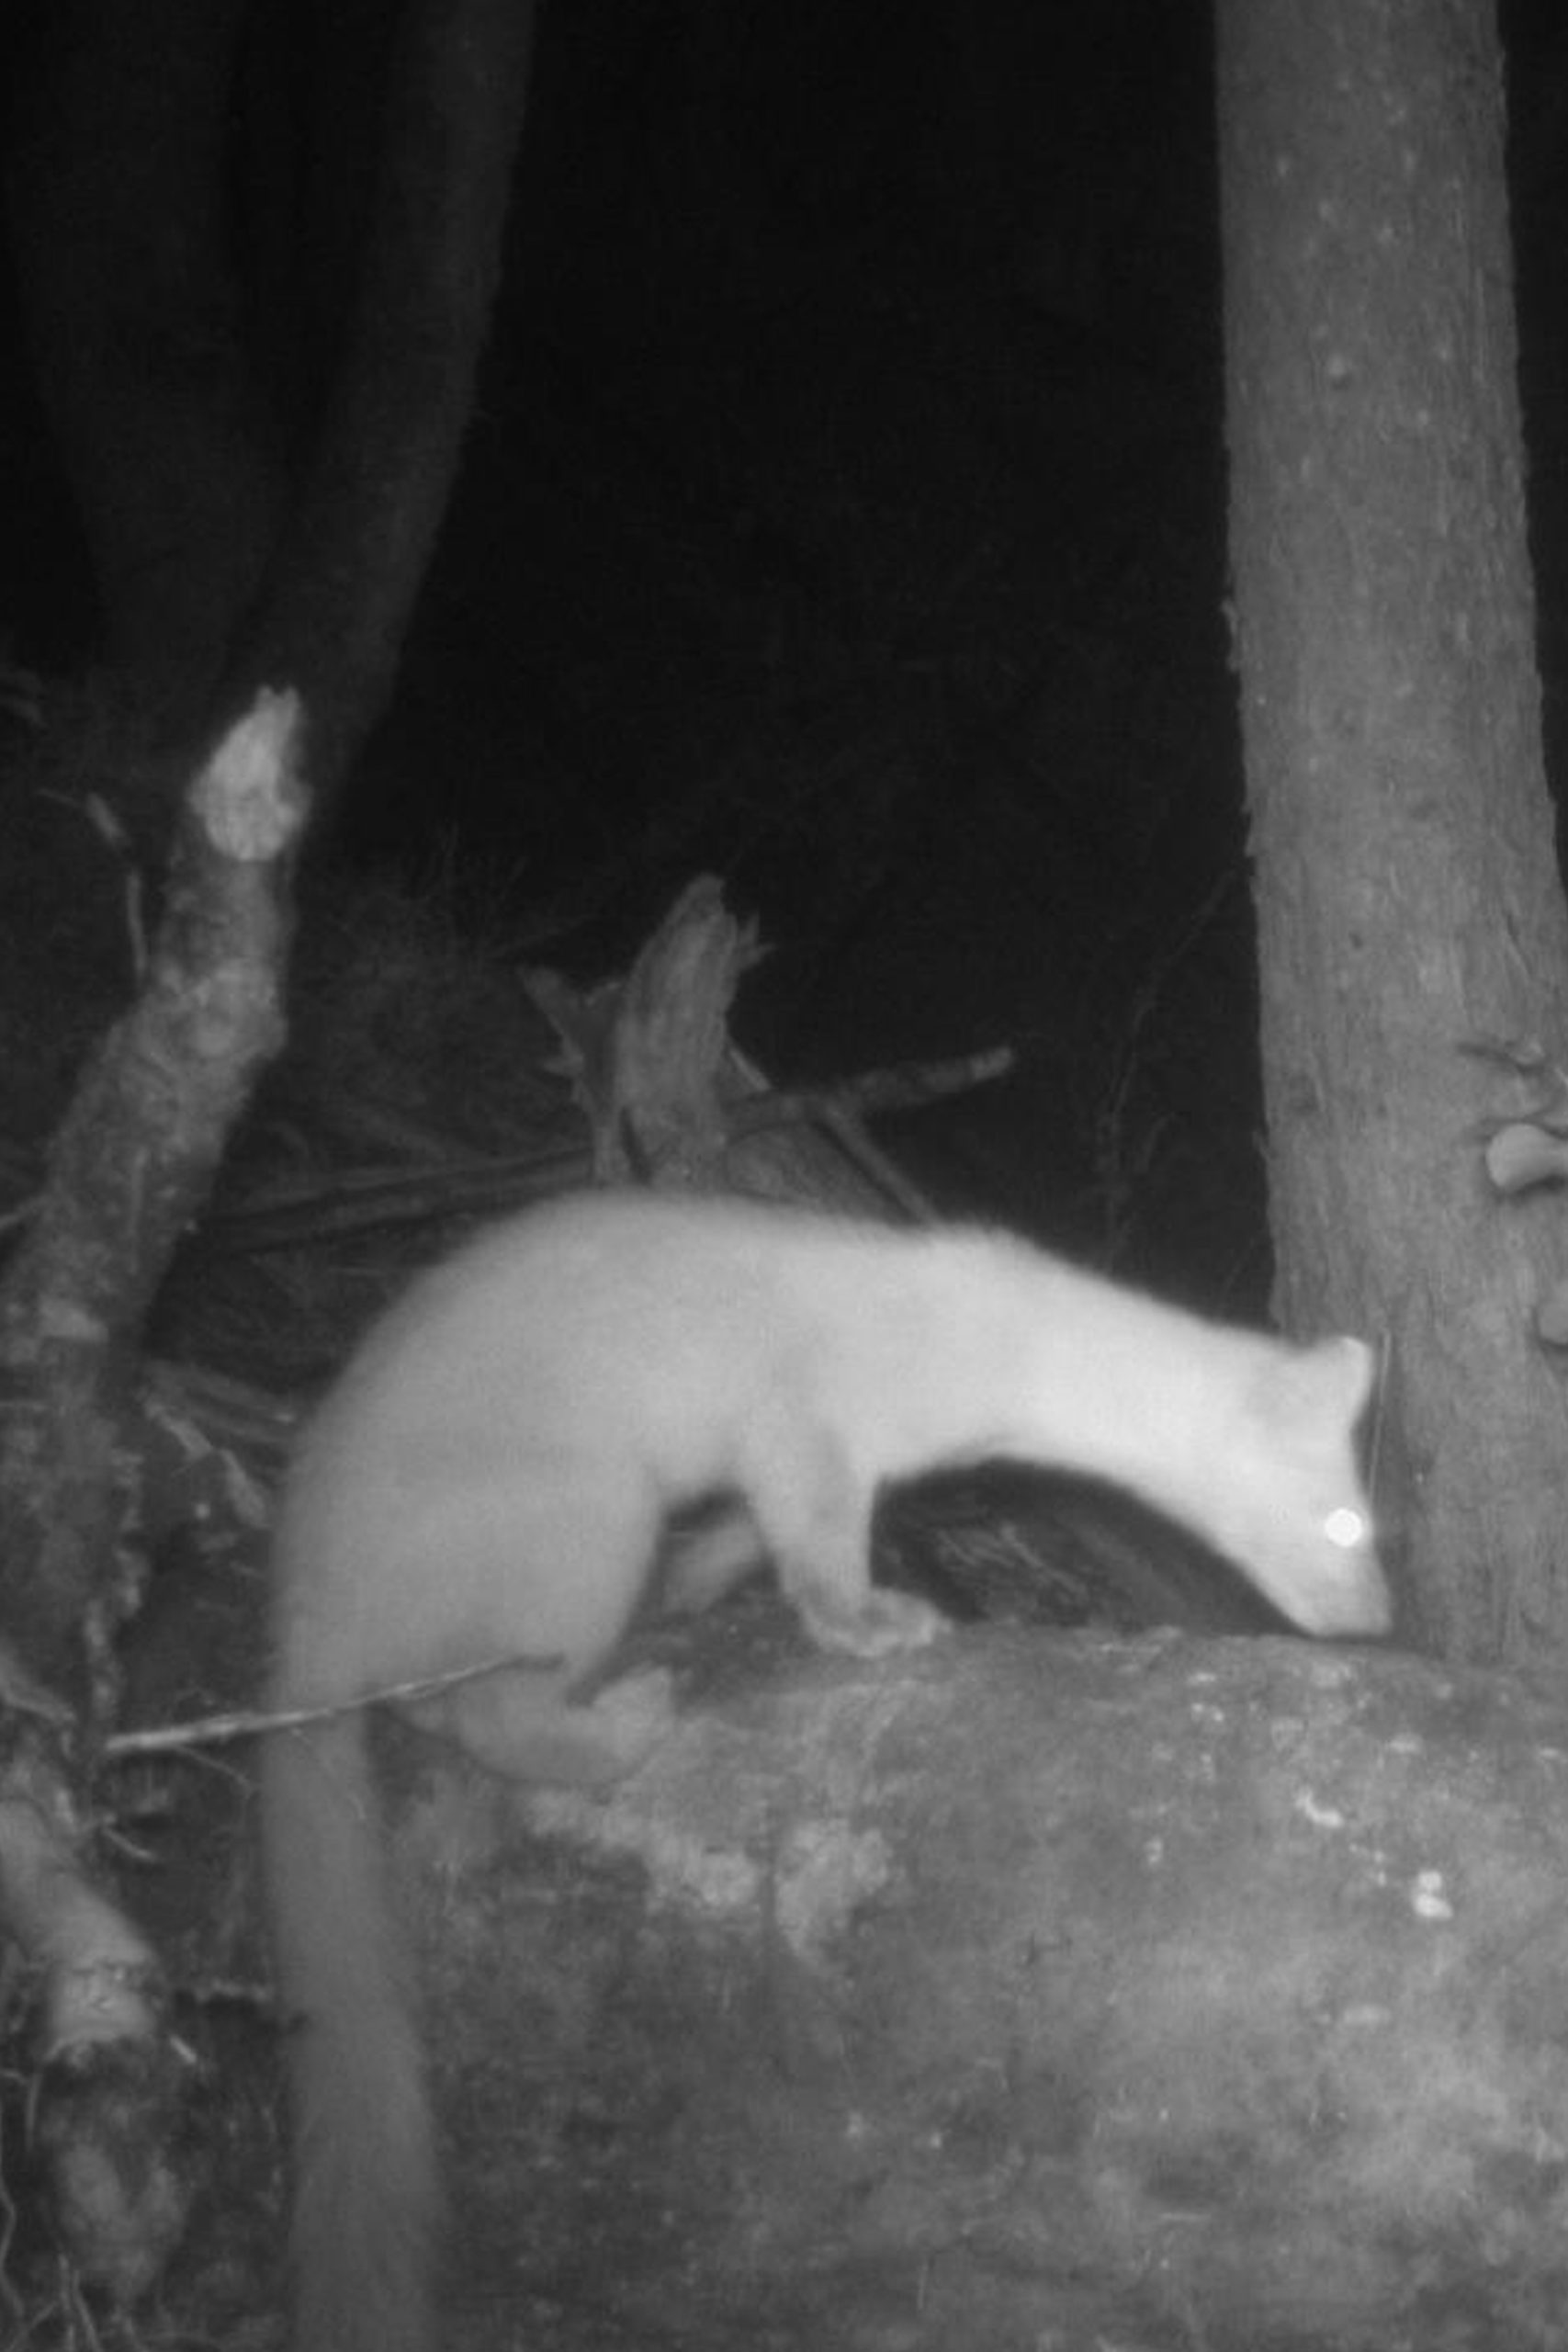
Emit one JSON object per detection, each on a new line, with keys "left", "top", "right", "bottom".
{"left": 105, "top": 1647, "right": 566, "bottom": 1759}
{"left": 193, "top": 1046, "right": 1014, "bottom": 1256}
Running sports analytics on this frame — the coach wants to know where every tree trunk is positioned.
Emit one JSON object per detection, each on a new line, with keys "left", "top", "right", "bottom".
{"left": 0, "top": 692, "right": 304, "bottom": 1677}
{"left": 1214, "top": 0, "right": 1568, "bottom": 1661}
{"left": 228, "top": 0, "right": 536, "bottom": 815}
{"left": 6, "top": 0, "right": 284, "bottom": 720}
{"left": 0, "top": 693, "right": 305, "bottom": 2307}
{"left": 7, "top": 0, "right": 534, "bottom": 831}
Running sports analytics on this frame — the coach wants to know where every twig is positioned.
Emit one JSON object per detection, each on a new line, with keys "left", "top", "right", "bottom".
{"left": 195, "top": 1142, "right": 591, "bottom": 1254}
{"left": 731, "top": 1045, "right": 1015, "bottom": 1134}
{"left": 197, "top": 1046, "right": 1014, "bottom": 1257}
{"left": 104, "top": 1648, "right": 565, "bottom": 1759}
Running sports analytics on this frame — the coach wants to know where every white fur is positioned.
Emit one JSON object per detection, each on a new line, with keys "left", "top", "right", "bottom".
{"left": 262, "top": 1190, "right": 1387, "bottom": 2351}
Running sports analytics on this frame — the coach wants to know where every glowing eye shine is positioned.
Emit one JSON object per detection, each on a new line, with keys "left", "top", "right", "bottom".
{"left": 1324, "top": 1507, "right": 1368, "bottom": 1551}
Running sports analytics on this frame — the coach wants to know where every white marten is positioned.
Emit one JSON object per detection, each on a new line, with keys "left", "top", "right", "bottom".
{"left": 260, "top": 1188, "right": 1388, "bottom": 2352}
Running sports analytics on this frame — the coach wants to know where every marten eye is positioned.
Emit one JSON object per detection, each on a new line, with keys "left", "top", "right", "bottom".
{"left": 1324, "top": 1507, "right": 1369, "bottom": 1550}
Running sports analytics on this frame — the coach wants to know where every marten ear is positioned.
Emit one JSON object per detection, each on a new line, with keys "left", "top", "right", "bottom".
{"left": 1259, "top": 1335, "right": 1377, "bottom": 1426}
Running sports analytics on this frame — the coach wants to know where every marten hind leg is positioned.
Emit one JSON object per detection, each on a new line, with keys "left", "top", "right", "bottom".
{"left": 400, "top": 1468, "right": 677, "bottom": 1789}
{"left": 431, "top": 1661, "right": 678, "bottom": 1788}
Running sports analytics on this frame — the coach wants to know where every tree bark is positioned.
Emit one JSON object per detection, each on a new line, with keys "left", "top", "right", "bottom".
{"left": 7, "top": 0, "right": 534, "bottom": 831}
{"left": 1214, "top": 0, "right": 1568, "bottom": 1660}
{"left": 6, "top": 0, "right": 283, "bottom": 720}
{"left": 398, "top": 1624, "right": 1568, "bottom": 2350}
{"left": 0, "top": 693, "right": 304, "bottom": 2309}
{"left": 0, "top": 693, "right": 304, "bottom": 1677}
{"left": 228, "top": 0, "right": 536, "bottom": 819}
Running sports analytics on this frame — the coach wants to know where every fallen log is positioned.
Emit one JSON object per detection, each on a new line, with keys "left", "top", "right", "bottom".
{"left": 382, "top": 1616, "right": 1568, "bottom": 2352}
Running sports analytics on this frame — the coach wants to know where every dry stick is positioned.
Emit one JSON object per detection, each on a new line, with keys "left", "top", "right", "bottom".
{"left": 104, "top": 1648, "right": 565, "bottom": 1760}
{"left": 197, "top": 1046, "right": 1017, "bottom": 1254}
{"left": 743, "top": 1046, "right": 1015, "bottom": 1130}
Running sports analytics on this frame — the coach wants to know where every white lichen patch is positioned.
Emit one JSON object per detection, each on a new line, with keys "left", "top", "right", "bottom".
{"left": 1410, "top": 1868, "right": 1453, "bottom": 1922}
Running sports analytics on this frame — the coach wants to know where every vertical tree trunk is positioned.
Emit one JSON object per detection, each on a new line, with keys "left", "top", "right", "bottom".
{"left": 6, "top": 0, "right": 284, "bottom": 718}
{"left": 1215, "top": 0, "right": 1568, "bottom": 1661}
{"left": 8, "top": 0, "right": 534, "bottom": 832}
{"left": 229, "top": 0, "right": 536, "bottom": 811}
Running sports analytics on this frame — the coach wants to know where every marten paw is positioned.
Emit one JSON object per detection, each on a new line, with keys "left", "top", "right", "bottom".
{"left": 797, "top": 1586, "right": 947, "bottom": 1659}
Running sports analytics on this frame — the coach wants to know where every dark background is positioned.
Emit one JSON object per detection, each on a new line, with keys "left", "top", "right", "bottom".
{"left": 5, "top": 0, "right": 1568, "bottom": 1286}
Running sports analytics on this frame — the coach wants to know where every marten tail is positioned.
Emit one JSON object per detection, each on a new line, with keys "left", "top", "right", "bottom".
{"left": 261, "top": 1700, "right": 439, "bottom": 2352}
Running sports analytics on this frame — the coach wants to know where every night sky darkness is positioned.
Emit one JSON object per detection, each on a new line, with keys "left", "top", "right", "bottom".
{"left": 5, "top": 1, "right": 1568, "bottom": 1268}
